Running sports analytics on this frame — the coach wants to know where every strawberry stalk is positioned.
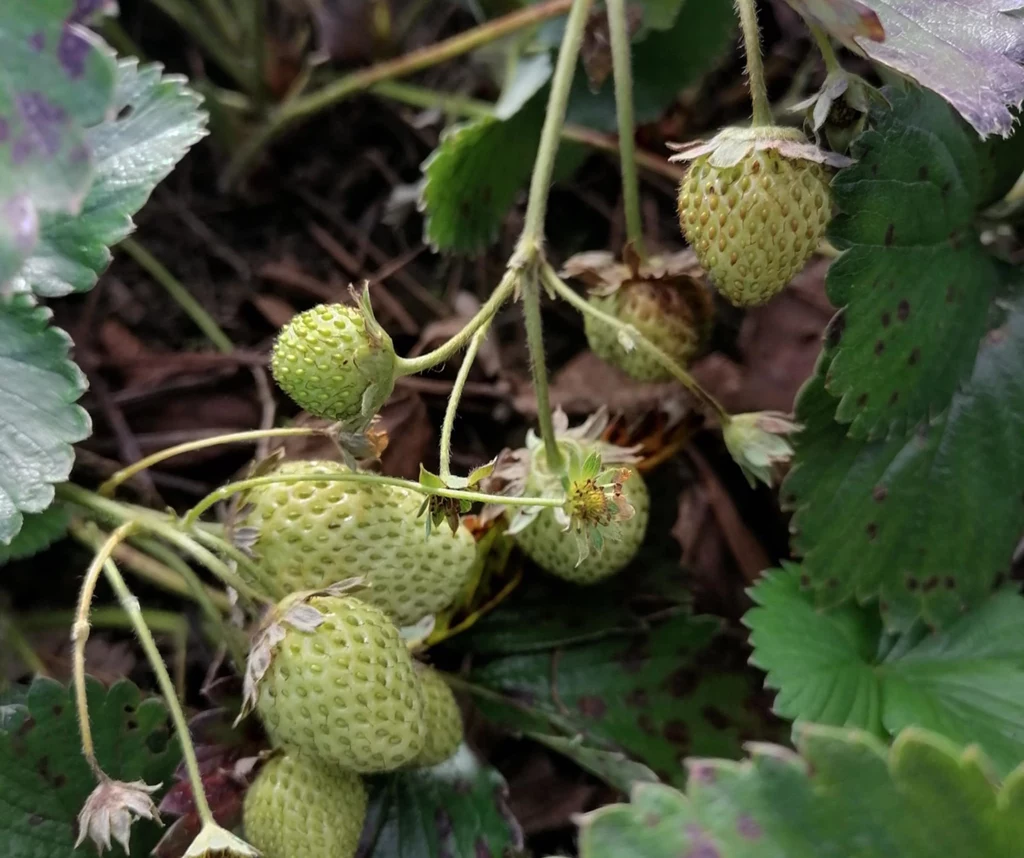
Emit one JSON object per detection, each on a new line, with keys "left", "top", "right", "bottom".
{"left": 439, "top": 319, "right": 492, "bottom": 482}
{"left": 607, "top": 0, "right": 645, "bottom": 258}
{"left": 735, "top": 0, "right": 772, "bottom": 127}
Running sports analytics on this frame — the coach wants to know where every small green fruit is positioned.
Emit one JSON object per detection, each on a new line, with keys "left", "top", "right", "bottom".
{"left": 675, "top": 128, "right": 834, "bottom": 307}
{"left": 272, "top": 302, "right": 396, "bottom": 425}
{"left": 414, "top": 665, "right": 463, "bottom": 766}
{"left": 237, "top": 459, "right": 477, "bottom": 627}
{"left": 584, "top": 275, "right": 712, "bottom": 381}
{"left": 255, "top": 594, "right": 426, "bottom": 772}
{"left": 244, "top": 752, "right": 367, "bottom": 858}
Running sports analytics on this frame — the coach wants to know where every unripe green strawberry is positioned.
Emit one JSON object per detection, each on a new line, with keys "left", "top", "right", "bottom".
{"left": 244, "top": 752, "right": 367, "bottom": 858}
{"left": 414, "top": 665, "right": 463, "bottom": 766}
{"left": 584, "top": 275, "right": 712, "bottom": 381}
{"left": 674, "top": 126, "right": 844, "bottom": 308}
{"left": 272, "top": 299, "right": 396, "bottom": 427}
{"left": 237, "top": 460, "right": 477, "bottom": 627}
{"left": 515, "top": 467, "right": 649, "bottom": 584}
{"left": 254, "top": 594, "right": 426, "bottom": 772}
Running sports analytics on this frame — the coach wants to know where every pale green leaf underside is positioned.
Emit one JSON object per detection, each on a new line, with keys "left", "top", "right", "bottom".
{"left": 9, "top": 58, "right": 208, "bottom": 298}
{"left": 0, "top": 677, "right": 180, "bottom": 858}
{"left": 577, "top": 725, "right": 1024, "bottom": 858}
{"left": 0, "top": 298, "right": 89, "bottom": 544}
{"left": 748, "top": 566, "right": 1024, "bottom": 775}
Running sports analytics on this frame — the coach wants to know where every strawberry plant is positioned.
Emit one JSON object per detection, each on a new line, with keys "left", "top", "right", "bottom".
{"left": 5, "top": 1, "right": 1024, "bottom": 857}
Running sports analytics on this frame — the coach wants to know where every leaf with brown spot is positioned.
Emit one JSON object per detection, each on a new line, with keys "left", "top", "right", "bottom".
{"left": 0, "top": 677, "right": 180, "bottom": 857}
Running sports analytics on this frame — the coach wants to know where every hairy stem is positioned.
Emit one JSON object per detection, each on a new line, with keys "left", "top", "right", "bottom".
{"left": 807, "top": 20, "right": 842, "bottom": 73}
{"left": 395, "top": 269, "right": 517, "bottom": 376}
{"left": 182, "top": 472, "right": 565, "bottom": 529}
{"left": 439, "top": 321, "right": 491, "bottom": 481}
{"left": 72, "top": 522, "right": 139, "bottom": 777}
{"left": 606, "top": 0, "right": 644, "bottom": 256}
{"left": 521, "top": 271, "right": 562, "bottom": 469}
{"left": 98, "top": 427, "right": 323, "bottom": 498}
{"left": 100, "top": 558, "right": 215, "bottom": 826}
{"left": 734, "top": 0, "right": 772, "bottom": 127}
{"left": 518, "top": 0, "right": 595, "bottom": 247}
{"left": 121, "top": 239, "right": 234, "bottom": 354}
{"left": 222, "top": 0, "right": 574, "bottom": 187}
{"left": 542, "top": 263, "right": 731, "bottom": 423}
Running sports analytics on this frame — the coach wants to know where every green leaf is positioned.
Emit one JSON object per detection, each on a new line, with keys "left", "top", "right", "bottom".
{"left": 747, "top": 566, "right": 1024, "bottom": 775}
{"left": 527, "top": 733, "right": 660, "bottom": 793}
{"left": 0, "top": 0, "right": 116, "bottom": 285}
{"left": 0, "top": 505, "right": 68, "bottom": 564}
{"left": 0, "top": 298, "right": 90, "bottom": 544}
{"left": 470, "top": 614, "right": 768, "bottom": 786}
{"left": 576, "top": 725, "right": 1024, "bottom": 858}
{"left": 566, "top": 0, "right": 735, "bottom": 132}
{"left": 420, "top": 95, "right": 543, "bottom": 254}
{"left": 0, "top": 676, "right": 181, "bottom": 858}
{"left": 360, "top": 745, "right": 523, "bottom": 858}
{"left": 638, "top": 0, "right": 690, "bottom": 32}
{"left": 10, "top": 59, "right": 207, "bottom": 298}
{"left": 824, "top": 87, "right": 1018, "bottom": 439}
{"left": 786, "top": 275, "right": 1024, "bottom": 633}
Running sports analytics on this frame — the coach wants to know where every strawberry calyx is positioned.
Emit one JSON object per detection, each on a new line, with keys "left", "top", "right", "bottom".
{"left": 669, "top": 124, "right": 853, "bottom": 171}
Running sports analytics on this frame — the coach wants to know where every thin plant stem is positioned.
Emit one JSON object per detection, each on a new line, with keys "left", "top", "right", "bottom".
{"left": 98, "top": 427, "right": 323, "bottom": 497}
{"left": 197, "top": 0, "right": 240, "bottom": 44}
{"left": 734, "top": 0, "right": 772, "bottom": 127}
{"left": 521, "top": 272, "right": 562, "bottom": 468}
{"left": 372, "top": 81, "right": 687, "bottom": 181}
{"left": 120, "top": 238, "right": 234, "bottom": 354}
{"left": 72, "top": 522, "right": 139, "bottom": 777}
{"left": 58, "top": 484, "right": 271, "bottom": 605}
{"left": 606, "top": 0, "right": 644, "bottom": 256}
{"left": 69, "top": 520, "right": 233, "bottom": 612}
{"left": 222, "top": 0, "right": 574, "bottom": 186}
{"left": 518, "top": 0, "right": 595, "bottom": 248}
{"left": 439, "top": 321, "right": 491, "bottom": 481}
{"left": 182, "top": 472, "right": 565, "bottom": 529}
{"left": 395, "top": 269, "right": 517, "bottom": 376}
{"left": 100, "top": 558, "right": 215, "bottom": 826}
{"left": 1, "top": 613, "right": 49, "bottom": 676}
{"left": 542, "top": 263, "right": 731, "bottom": 423}
{"left": 807, "top": 20, "right": 842, "bottom": 73}
{"left": 512, "top": 0, "right": 594, "bottom": 471}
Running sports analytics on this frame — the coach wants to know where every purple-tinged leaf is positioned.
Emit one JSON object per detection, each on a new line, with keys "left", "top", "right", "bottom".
{"left": 0, "top": 0, "right": 117, "bottom": 286}
{"left": 790, "top": 0, "right": 1024, "bottom": 138}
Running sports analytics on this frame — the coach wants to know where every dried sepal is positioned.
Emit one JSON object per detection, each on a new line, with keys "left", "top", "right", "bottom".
{"left": 723, "top": 411, "right": 802, "bottom": 488}
{"left": 417, "top": 460, "right": 496, "bottom": 536}
{"left": 76, "top": 775, "right": 162, "bottom": 854}
{"left": 791, "top": 70, "right": 888, "bottom": 152}
{"left": 182, "top": 822, "right": 260, "bottom": 858}
{"left": 669, "top": 124, "right": 853, "bottom": 170}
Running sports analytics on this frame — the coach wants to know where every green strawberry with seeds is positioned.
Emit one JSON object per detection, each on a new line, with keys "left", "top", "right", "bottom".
{"left": 236, "top": 459, "right": 477, "bottom": 627}
{"left": 414, "top": 665, "right": 463, "bottom": 767}
{"left": 244, "top": 752, "right": 367, "bottom": 858}
{"left": 673, "top": 126, "right": 847, "bottom": 308}
{"left": 249, "top": 593, "right": 426, "bottom": 773}
{"left": 272, "top": 294, "right": 396, "bottom": 427}
{"left": 584, "top": 274, "right": 712, "bottom": 381}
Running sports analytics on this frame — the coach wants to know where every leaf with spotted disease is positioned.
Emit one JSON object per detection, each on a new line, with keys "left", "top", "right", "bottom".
{"left": 470, "top": 614, "right": 769, "bottom": 787}
{"left": 0, "top": 298, "right": 90, "bottom": 545}
{"left": 0, "top": 676, "right": 180, "bottom": 858}
{"left": 576, "top": 725, "right": 1024, "bottom": 858}
{"left": 0, "top": 0, "right": 117, "bottom": 287}
{"left": 747, "top": 565, "right": 1024, "bottom": 776}
{"left": 9, "top": 58, "right": 207, "bottom": 298}
{"left": 825, "top": 86, "right": 1023, "bottom": 440}
{"left": 359, "top": 745, "right": 523, "bottom": 858}
{"left": 789, "top": 0, "right": 1024, "bottom": 139}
